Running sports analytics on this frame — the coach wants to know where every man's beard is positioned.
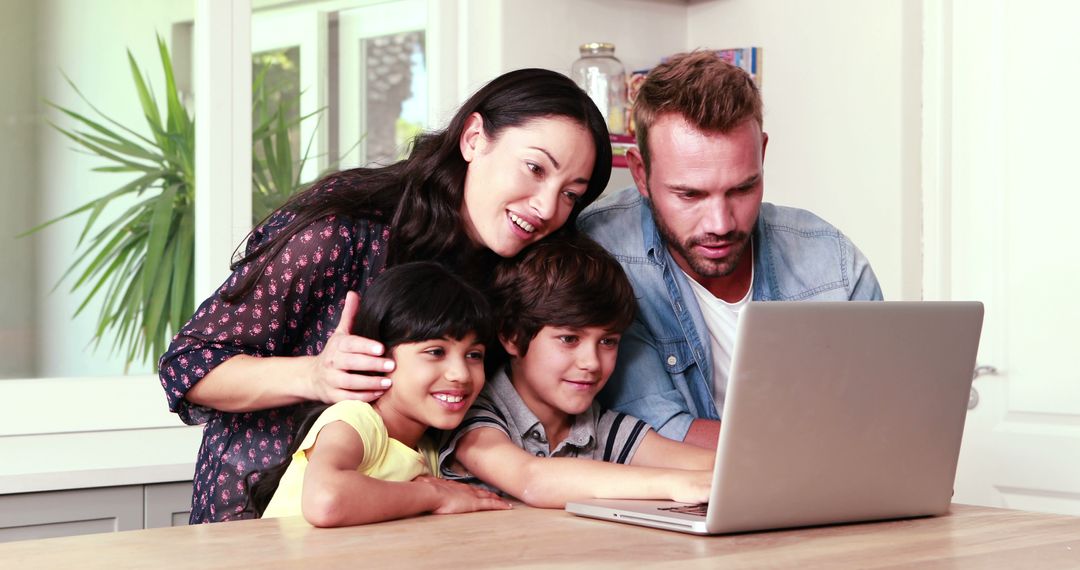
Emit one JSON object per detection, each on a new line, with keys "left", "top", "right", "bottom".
{"left": 652, "top": 209, "right": 751, "bottom": 279}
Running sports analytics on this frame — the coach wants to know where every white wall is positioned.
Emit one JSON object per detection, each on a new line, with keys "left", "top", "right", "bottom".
{"left": 476, "top": 0, "right": 923, "bottom": 298}
{"left": 20, "top": 0, "right": 924, "bottom": 377}
{"left": 33, "top": 0, "right": 194, "bottom": 378}
{"left": 479, "top": 0, "right": 689, "bottom": 196}
{"left": 498, "top": 0, "right": 687, "bottom": 77}
{"left": 688, "top": 0, "right": 922, "bottom": 300}
{"left": 0, "top": 1, "right": 38, "bottom": 378}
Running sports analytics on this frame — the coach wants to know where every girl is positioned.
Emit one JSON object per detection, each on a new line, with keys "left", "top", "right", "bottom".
{"left": 159, "top": 68, "right": 611, "bottom": 523}
{"left": 245, "top": 262, "right": 511, "bottom": 526}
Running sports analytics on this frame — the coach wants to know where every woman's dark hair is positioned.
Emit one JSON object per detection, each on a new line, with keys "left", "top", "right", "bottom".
{"left": 487, "top": 233, "right": 637, "bottom": 364}
{"left": 242, "top": 262, "right": 492, "bottom": 517}
{"left": 225, "top": 68, "right": 612, "bottom": 301}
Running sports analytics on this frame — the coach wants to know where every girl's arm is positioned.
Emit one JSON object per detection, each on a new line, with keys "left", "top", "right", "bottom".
{"left": 628, "top": 430, "right": 716, "bottom": 471}
{"left": 301, "top": 421, "right": 511, "bottom": 527}
{"left": 453, "top": 427, "right": 712, "bottom": 509}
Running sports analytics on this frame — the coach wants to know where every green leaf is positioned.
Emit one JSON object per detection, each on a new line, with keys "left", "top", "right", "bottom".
{"left": 77, "top": 172, "right": 163, "bottom": 244}
{"left": 273, "top": 111, "right": 293, "bottom": 192}
{"left": 46, "top": 101, "right": 159, "bottom": 158}
{"left": 170, "top": 211, "right": 194, "bottom": 333}
{"left": 143, "top": 232, "right": 176, "bottom": 360}
{"left": 77, "top": 131, "right": 163, "bottom": 163}
{"left": 295, "top": 112, "right": 323, "bottom": 188}
{"left": 93, "top": 165, "right": 152, "bottom": 173}
{"left": 127, "top": 49, "right": 166, "bottom": 152}
{"left": 58, "top": 71, "right": 157, "bottom": 148}
{"left": 75, "top": 239, "right": 137, "bottom": 317}
{"left": 49, "top": 122, "right": 159, "bottom": 173}
{"left": 70, "top": 228, "right": 134, "bottom": 291}
{"left": 141, "top": 183, "right": 177, "bottom": 301}
{"left": 158, "top": 35, "right": 193, "bottom": 139}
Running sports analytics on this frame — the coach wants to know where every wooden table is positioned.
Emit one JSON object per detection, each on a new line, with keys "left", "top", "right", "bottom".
{"left": 2, "top": 504, "right": 1079, "bottom": 568}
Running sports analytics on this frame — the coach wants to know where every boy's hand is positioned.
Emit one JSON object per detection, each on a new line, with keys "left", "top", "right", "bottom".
{"left": 415, "top": 476, "right": 513, "bottom": 514}
{"left": 671, "top": 470, "right": 713, "bottom": 505}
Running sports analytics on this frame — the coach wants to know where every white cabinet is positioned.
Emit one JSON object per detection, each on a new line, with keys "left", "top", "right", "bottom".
{"left": 144, "top": 481, "right": 195, "bottom": 529}
{"left": 0, "top": 486, "right": 142, "bottom": 542}
{"left": 0, "top": 481, "right": 192, "bottom": 543}
{"left": 0, "top": 381, "right": 202, "bottom": 543}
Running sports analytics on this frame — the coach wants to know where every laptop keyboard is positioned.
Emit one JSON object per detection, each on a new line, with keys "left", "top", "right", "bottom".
{"left": 658, "top": 503, "right": 708, "bottom": 517}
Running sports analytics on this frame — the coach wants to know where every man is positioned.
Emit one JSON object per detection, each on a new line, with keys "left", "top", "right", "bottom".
{"left": 579, "top": 50, "right": 882, "bottom": 449}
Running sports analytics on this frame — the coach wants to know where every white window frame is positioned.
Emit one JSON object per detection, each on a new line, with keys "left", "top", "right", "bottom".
{"left": 195, "top": 0, "right": 254, "bottom": 300}
{"left": 1, "top": 0, "right": 462, "bottom": 473}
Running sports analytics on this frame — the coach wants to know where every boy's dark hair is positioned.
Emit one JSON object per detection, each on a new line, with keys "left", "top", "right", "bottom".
{"left": 243, "top": 261, "right": 491, "bottom": 518}
{"left": 488, "top": 234, "right": 636, "bottom": 359}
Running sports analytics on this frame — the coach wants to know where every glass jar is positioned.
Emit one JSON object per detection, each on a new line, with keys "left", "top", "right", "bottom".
{"left": 571, "top": 42, "right": 627, "bottom": 134}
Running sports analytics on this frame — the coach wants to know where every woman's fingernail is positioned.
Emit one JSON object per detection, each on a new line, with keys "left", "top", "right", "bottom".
{"left": 383, "top": 360, "right": 395, "bottom": 371}
{"left": 380, "top": 378, "right": 392, "bottom": 388}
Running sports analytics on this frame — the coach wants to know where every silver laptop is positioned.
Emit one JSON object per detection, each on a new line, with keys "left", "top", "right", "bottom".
{"left": 566, "top": 301, "right": 984, "bottom": 535}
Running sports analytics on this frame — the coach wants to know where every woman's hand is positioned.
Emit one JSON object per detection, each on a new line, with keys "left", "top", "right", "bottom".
{"left": 414, "top": 476, "right": 514, "bottom": 514}
{"left": 307, "top": 291, "right": 397, "bottom": 404}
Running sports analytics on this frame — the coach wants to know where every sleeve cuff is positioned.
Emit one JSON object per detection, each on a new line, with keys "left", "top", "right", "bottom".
{"left": 654, "top": 412, "right": 694, "bottom": 442}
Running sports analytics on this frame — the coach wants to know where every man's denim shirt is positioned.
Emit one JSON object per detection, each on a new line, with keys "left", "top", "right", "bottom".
{"left": 579, "top": 188, "right": 884, "bottom": 441}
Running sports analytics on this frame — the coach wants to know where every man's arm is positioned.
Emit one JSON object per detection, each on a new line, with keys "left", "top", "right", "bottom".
{"left": 630, "top": 430, "right": 715, "bottom": 468}
{"left": 681, "top": 419, "right": 721, "bottom": 449}
{"left": 847, "top": 239, "right": 884, "bottom": 300}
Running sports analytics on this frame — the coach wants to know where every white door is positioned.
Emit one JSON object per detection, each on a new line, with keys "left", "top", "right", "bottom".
{"left": 251, "top": 7, "right": 329, "bottom": 182}
{"left": 337, "top": 0, "right": 429, "bottom": 168}
{"left": 924, "top": 0, "right": 1080, "bottom": 515}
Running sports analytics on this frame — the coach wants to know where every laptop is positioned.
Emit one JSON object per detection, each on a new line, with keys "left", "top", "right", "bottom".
{"left": 566, "top": 301, "right": 984, "bottom": 535}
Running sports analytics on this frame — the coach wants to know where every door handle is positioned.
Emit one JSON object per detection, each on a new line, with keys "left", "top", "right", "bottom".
{"left": 969, "top": 365, "right": 998, "bottom": 410}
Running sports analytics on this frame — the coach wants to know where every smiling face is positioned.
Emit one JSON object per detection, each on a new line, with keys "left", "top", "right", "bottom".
{"left": 373, "top": 334, "right": 486, "bottom": 445}
{"left": 629, "top": 114, "right": 767, "bottom": 298}
{"left": 504, "top": 325, "right": 621, "bottom": 433}
{"left": 459, "top": 114, "right": 597, "bottom": 257}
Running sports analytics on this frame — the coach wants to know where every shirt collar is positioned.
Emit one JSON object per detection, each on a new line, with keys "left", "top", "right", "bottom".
{"left": 487, "top": 367, "right": 600, "bottom": 454}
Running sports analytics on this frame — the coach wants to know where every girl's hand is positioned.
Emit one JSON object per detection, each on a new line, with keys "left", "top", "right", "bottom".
{"left": 307, "top": 291, "right": 396, "bottom": 403}
{"left": 415, "top": 476, "right": 514, "bottom": 514}
{"left": 671, "top": 470, "right": 713, "bottom": 505}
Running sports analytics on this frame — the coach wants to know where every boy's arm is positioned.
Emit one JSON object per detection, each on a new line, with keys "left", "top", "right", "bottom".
{"left": 454, "top": 427, "right": 712, "bottom": 509}
{"left": 629, "top": 430, "right": 716, "bottom": 470}
{"left": 301, "top": 421, "right": 510, "bottom": 527}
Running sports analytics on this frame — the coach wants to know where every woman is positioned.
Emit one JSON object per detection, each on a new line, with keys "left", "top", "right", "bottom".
{"left": 159, "top": 68, "right": 612, "bottom": 523}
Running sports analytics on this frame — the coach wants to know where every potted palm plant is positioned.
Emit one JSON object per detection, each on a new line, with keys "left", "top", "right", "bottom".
{"left": 23, "top": 35, "right": 318, "bottom": 371}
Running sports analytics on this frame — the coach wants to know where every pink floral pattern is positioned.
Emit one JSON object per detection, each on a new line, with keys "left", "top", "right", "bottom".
{"left": 159, "top": 210, "right": 390, "bottom": 523}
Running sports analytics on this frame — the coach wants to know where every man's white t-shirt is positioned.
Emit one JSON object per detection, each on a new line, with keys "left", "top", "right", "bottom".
{"left": 680, "top": 260, "right": 753, "bottom": 410}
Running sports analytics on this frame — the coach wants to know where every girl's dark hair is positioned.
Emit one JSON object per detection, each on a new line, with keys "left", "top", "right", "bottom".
{"left": 225, "top": 68, "right": 612, "bottom": 301}
{"left": 242, "top": 262, "right": 492, "bottom": 517}
{"left": 487, "top": 234, "right": 637, "bottom": 364}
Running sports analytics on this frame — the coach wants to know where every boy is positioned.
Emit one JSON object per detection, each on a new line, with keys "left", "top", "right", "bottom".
{"left": 440, "top": 235, "right": 714, "bottom": 508}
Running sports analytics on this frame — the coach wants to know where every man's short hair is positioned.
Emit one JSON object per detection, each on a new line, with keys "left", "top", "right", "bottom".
{"left": 633, "top": 50, "right": 763, "bottom": 175}
{"left": 488, "top": 234, "right": 637, "bottom": 358}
